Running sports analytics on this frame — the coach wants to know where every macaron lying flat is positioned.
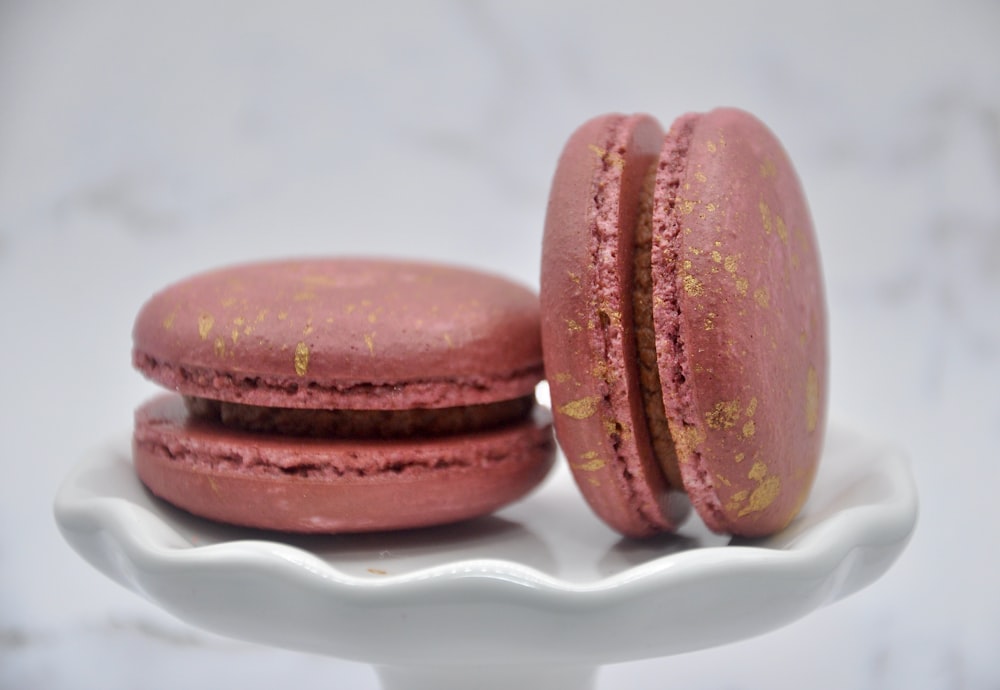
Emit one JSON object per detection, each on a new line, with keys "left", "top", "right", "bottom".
{"left": 541, "top": 108, "right": 827, "bottom": 538}
{"left": 132, "top": 258, "right": 555, "bottom": 533}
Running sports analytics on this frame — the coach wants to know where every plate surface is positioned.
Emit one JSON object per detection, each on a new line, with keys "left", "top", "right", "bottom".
{"left": 54, "top": 423, "right": 916, "bottom": 666}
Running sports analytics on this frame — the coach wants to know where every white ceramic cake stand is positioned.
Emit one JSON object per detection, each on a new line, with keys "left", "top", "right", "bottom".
{"left": 55, "top": 422, "right": 916, "bottom": 690}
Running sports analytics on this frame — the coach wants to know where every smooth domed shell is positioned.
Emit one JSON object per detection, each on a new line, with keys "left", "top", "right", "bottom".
{"left": 651, "top": 108, "right": 828, "bottom": 537}
{"left": 133, "top": 258, "right": 544, "bottom": 410}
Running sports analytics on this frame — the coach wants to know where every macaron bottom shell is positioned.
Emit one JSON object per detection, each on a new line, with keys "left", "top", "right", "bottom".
{"left": 133, "top": 394, "right": 556, "bottom": 534}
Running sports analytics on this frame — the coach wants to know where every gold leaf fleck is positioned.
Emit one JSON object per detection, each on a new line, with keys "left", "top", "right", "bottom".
{"left": 674, "top": 424, "right": 706, "bottom": 455}
{"left": 739, "top": 475, "right": 781, "bottom": 517}
{"left": 162, "top": 310, "right": 177, "bottom": 331}
{"left": 724, "top": 255, "right": 738, "bottom": 274}
{"left": 759, "top": 200, "right": 773, "bottom": 235}
{"left": 303, "top": 274, "right": 338, "bottom": 287}
{"left": 706, "top": 400, "right": 741, "bottom": 430}
{"left": 735, "top": 276, "right": 749, "bottom": 296}
{"left": 294, "top": 342, "right": 310, "bottom": 376}
{"left": 591, "top": 360, "right": 612, "bottom": 382}
{"left": 805, "top": 366, "right": 820, "bottom": 432}
{"left": 726, "top": 489, "right": 749, "bottom": 512}
{"left": 364, "top": 333, "right": 376, "bottom": 355}
{"left": 742, "top": 420, "right": 756, "bottom": 438}
{"left": 557, "top": 396, "right": 602, "bottom": 420}
{"left": 748, "top": 461, "right": 768, "bottom": 481}
{"left": 775, "top": 214, "right": 789, "bottom": 243}
{"left": 214, "top": 337, "right": 226, "bottom": 357}
{"left": 198, "top": 313, "right": 215, "bottom": 340}
{"left": 575, "top": 450, "right": 606, "bottom": 472}
{"left": 587, "top": 143, "right": 624, "bottom": 168}
{"left": 682, "top": 274, "right": 704, "bottom": 296}
{"left": 754, "top": 287, "right": 770, "bottom": 308}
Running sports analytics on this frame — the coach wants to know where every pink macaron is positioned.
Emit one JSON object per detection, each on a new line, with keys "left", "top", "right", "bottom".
{"left": 541, "top": 108, "right": 827, "bottom": 538}
{"left": 132, "top": 258, "right": 555, "bottom": 533}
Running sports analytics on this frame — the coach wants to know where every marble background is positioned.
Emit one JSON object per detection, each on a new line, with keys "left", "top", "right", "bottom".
{"left": 1, "top": 1, "right": 997, "bottom": 687}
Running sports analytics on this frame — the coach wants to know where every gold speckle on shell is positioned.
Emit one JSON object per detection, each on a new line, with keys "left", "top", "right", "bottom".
{"left": 775, "top": 214, "right": 789, "bottom": 243}
{"left": 558, "top": 396, "right": 602, "bottom": 420}
{"left": 682, "top": 274, "right": 704, "bottom": 296}
{"left": 575, "top": 451, "right": 606, "bottom": 472}
{"left": 162, "top": 309, "right": 178, "bottom": 331}
{"left": 805, "top": 366, "right": 820, "bottom": 432}
{"left": 734, "top": 276, "right": 749, "bottom": 297}
{"left": 738, "top": 461, "right": 781, "bottom": 517}
{"left": 706, "top": 400, "right": 741, "bottom": 430}
{"left": 198, "top": 313, "right": 215, "bottom": 340}
{"left": 294, "top": 341, "right": 310, "bottom": 376}
{"left": 759, "top": 200, "right": 773, "bottom": 235}
{"left": 754, "top": 287, "right": 770, "bottom": 308}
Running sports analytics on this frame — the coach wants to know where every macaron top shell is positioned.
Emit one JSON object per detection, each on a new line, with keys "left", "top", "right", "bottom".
{"left": 133, "top": 258, "right": 544, "bottom": 410}
{"left": 652, "top": 109, "right": 827, "bottom": 536}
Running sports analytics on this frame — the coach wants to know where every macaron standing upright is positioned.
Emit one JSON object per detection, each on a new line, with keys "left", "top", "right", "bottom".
{"left": 132, "top": 258, "right": 555, "bottom": 533}
{"left": 541, "top": 108, "right": 827, "bottom": 538}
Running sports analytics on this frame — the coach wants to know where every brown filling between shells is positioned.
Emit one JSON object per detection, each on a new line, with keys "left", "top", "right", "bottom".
{"left": 630, "top": 122, "right": 694, "bottom": 490}
{"left": 184, "top": 395, "right": 536, "bottom": 439}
